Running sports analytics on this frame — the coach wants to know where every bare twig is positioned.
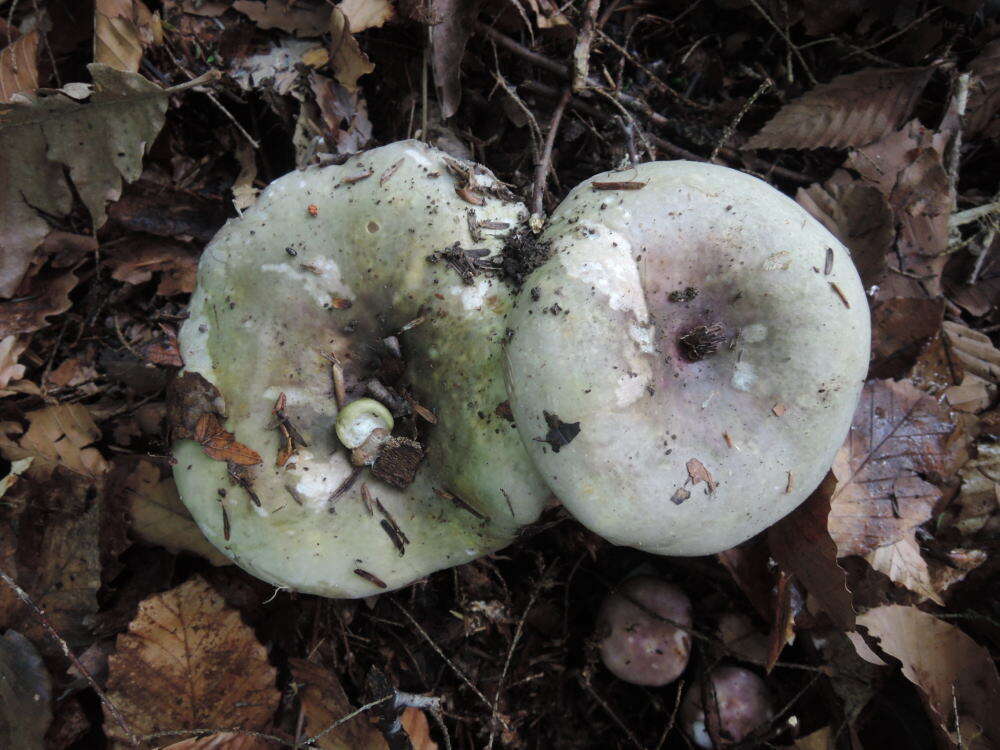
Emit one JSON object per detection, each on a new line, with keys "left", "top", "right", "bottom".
{"left": 0, "top": 566, "right": 140, "bottom": 746}
{"left": 579, "top": 669, "right": 645, "bottom": 750}
{"left": 531, "top": 88, "right": 572, "bottom": 218}
{"left": 946, "top": 72, "right": 971, "bottom": 208}
{"left": 745, "top": 0, "right": 817, "bottom": 85}
{"left": 485, "top": 566, "right": 552, "bottom": 750}
{"left": 572, "top": 0, "right": 601, "bottom": 91}
{"left": 710, "top": 77, "right": 772, "bottom": 162}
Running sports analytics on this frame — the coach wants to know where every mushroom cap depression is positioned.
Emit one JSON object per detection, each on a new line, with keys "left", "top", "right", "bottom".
{"left": 505, "top": 160, "right": 870, "bottom": 555}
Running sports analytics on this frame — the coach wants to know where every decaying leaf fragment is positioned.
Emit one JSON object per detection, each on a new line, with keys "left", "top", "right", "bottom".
{"left": 747, "top": 67, "right": 933, "bottom": 150}
{"left": 854, "top": 605, "right": 1000, "bottom": 748}
{"left": 104, "top": 576, "right": 280, "bottom": 743}
{"left": 94, "top": 0, "right": 161, "bottom": 74}
{"left": 0, "top": 64, "right": 172, "bottom": 297}
{"left": 0, "top": 404, "right": 108, "bottom": 479}
{"left": 0, "top": 630, "right": 52, "bottom": 750}
{"left": 0, "top": 30, "right": 39, "bottom": 103}
{"left": 194, "top": 413, "right": 263, "bottom": 466}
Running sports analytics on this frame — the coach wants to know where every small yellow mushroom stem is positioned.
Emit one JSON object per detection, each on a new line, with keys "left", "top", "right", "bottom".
{"left": 335, "top": 398, "right": 394, "bottom": 449}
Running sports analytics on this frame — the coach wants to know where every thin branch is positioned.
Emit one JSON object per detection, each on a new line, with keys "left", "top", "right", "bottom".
{"left": 531, "top": 88, "right": 572, "bottom": 218}
{"left": 745, "top": 0, "right": 817, "bottom": 85}
{"left": 0, "top": 566, "right": 140, "bottom": 746}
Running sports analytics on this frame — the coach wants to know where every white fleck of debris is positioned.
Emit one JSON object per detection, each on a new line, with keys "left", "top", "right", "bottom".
{"left": 450, "top": 279, "right": 490, "bottom": 311}
{"left": 742, "top": 323, "right": 767, "bottom": 343}
{"left": 629, "top": 323, "right": 655, "bottom": 353}
{"left": 732, "top": 360, "right": 756, "bottom": 391}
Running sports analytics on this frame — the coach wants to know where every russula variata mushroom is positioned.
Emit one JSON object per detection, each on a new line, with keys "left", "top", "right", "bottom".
{"left": 172, "top": 140, "right": 869, "bottom": 597}
{"left": 680, "top": 665, "right": 775, "bottom": 748}
{"left": 596, "top": 576, "right": 692, "bottom": 686}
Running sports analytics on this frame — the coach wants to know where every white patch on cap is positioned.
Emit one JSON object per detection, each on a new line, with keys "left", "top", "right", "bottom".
{"left": 732, "top": 360, "right": 756, "bottom": 391}
{"left": 742, "top": 323, "right": 767, "bottom": 343}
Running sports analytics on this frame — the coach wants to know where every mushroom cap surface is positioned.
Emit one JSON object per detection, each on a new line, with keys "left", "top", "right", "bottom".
{"left": 597, "top": 576, "right": 692, "bottom": 686}
{"left": 173, "top": 141, "right": 550, "bottom": 598}
{"left": 506, "top": 160, "right": 870, "bottom": 555}
{"left": 680, "top": 665, "right": 775, "bottom": 748}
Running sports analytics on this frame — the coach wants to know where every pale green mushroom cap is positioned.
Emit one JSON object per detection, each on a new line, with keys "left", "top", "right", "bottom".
{"left": 505, "top": 160, "right": 870, "bottom": 555}
{"left": 173, "top": 141, "right": 550, "bottom": 598}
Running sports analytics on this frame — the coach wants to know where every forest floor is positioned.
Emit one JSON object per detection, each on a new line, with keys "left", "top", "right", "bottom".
{"left": 1, "top": 0, "right": 1000, "bottom": 748}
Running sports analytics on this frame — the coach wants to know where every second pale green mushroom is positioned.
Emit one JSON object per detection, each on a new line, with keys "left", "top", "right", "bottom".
{"left": 173, "top": 141, "right": 870, "bottom": 598}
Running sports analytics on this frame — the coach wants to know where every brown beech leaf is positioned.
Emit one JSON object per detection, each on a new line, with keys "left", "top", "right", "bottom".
{"left": 795, "top": 171, "right": 892, "bottom": 291}
{"left": 120, "top": 459, "right": 231, "bottom": 565}
{"left": 846, "top": 120, "right": 951, "bottom": 295}
{"left": 855, "top": 605, "right": 1000, "bottom": 747}
{"left": 104, "top": 577, "right": 280, "bottom": 744}
{"left": 941, "top": 442, "right": 1000, "bottom": 537}
{"left": 339, "top": 0, "right": 395, "bottom": 32}
{"left": 0, "top": 465, "right": 102, "bottom": 650}
{"left": 233, "top": 0, "right": 330, "bottom": 36}
{"left": 94, "top": 0, "right": 160, "bottom": 74}
{"left": 429, "top": 0, "right": 482, "bottom": 119}
{"left": 194, "top": 413, "right": 262, "bottom": 466}
{"left": 746, "top": 67, "right": 933, "bottom": 150}
{"left": 942, "top": 321, "right": 1000, "bottom": 384}
{"left": 769, "top": 473, "right": 855, "bottom": 630}
{"left": 865, "top": 537, "right": 941, "bottom": 605}
{"left": 329, "top": 6, "right": 375, "bottom": 92}
{"left": 0, "top": 29, "right": 39, "bottom": 102}
{"left": 966, "top": 39, "right": 1000, "bottom": 137}
{"left": 290, "top": 658, "right": 387, "bottom": 750}
{"left": 829, "top": 379, "right": 962, "bottom": 558}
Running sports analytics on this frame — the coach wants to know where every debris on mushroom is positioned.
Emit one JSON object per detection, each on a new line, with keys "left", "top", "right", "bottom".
{"left": 596, "top": 576, "right": 693, "bottom": 686}
{"left": 680, "top": 665, "right": 775, "bottom": 748}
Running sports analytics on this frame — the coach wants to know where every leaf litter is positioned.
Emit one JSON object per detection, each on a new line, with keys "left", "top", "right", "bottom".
{"left": 1, "top": 2, "right": 1000, "bottom": 748}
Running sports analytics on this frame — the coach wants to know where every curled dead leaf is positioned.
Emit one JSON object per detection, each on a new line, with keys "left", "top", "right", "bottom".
{"left": 194, "top": 413, "right": 262, "bottom": 466}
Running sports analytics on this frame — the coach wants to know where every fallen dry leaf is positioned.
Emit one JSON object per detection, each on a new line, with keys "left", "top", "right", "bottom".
{"left": 104, "top": 576, "right": 280, "bottom": 744}
{"left": 793, "top": 726, "right": 834, "bottom": 750}
{"left": 0, "top": 464, "right": 103, "bottom": 649}
{"left": 942, "top": 321, "right": 1000, "bottom": 384}
{"left": 966, "top": 39, "right": 1000, "bottom": 137}
{"left": 846, "top": 120, "right": 951, "bottom": 295}
{"left": 0, "top": 29, "right": 39, "bottom": 102}
{"left": 0, "top": 630, "right": 52, "bottom": 750}
{"left": 870, "top": 298, "right": 943, "bottom": 379}
{"left": 685, "top": 458, "right": 717, "bottom": 493}
{"left": 339, "top": 0, "right": 395, "bottom": 32}
{"left": 716, "top": 612, "right": 769, "bottom": 665}
{"left": 46, "top": 357, "right": 99, "bottom": 388}
{"left": 106, "top": 238, "right": 198, "bottom": 296}
{"left": 0, "top": 335, "right": 27, "bottom": 388}
{"left": 944, "top": 373, "right": 993, "bottom": 413}
{"left": 865, "top": 537, "right": 941, "bottom": 605}
{"left": 194, "top": 413, "right": 262, "bottom": 466}
{"left": 94, "top": 0, "right": 160, "bottom": 73}
{"left": 0, "top": 64, "right": 173, "bottom": 297}
{"left": 120, "top": 459, "right": 231, "bottom": 565}
{"left": 855, "top": 605, "right": 1000, "bottom": 747}
{"left": 942, "top": 442, "right": 1000, "bottom": 536}
{"left": 829, "top": 379, "right": 962, "bottom": 558}
{"left": 746, "top": 67, "right": 933, "bottom": 150}
{"left": 0, "top": 404, "right": 108, "bottom": 479}
{"left": 230, "top": 39, "right": 319, "bottom": 95}
{"left": 310, "top": 72, "right": 373, "bottom": 155}
{"left": 163, "top": 733, "right": 274, "bottom": 750}
{"left": 233, "top": 0, "right": 330, "bottom": 36}
{"left": 0, "top": 270, "right": 78, "bottom": 338}
{"left": 717, "top": 537, "right": 774, "bottom": 621}
{"left": 927, "top": 547, "right": 987, "bottom": 596}
{"left": 329, "top": 6, "right": 375, "bottom": 92}
{"left": 769, "top": 473, "right": 855, "bottom": 630}
{"left": 795, "top": 170, "right": 892, "bottom": 291}
{"left": 429, "top": 0, "right": 481, "bottom": 118}
{"left": 290, "top": 658, "right": 387, "bottom": 750}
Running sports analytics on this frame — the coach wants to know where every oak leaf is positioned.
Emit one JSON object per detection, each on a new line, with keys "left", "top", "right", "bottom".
{"left": 104, "top": 577, "right": 280, "bottom": 744}
{"left": 0, "top": 404, "right": 108, "bottom": 479}
{"left": 0, "top": 64, "right": 172, "bottom": 297}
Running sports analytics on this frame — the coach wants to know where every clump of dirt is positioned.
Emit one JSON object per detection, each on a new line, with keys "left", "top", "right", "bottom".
{"left": 499, "top": 228, "right": 552, "bottom": 289}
